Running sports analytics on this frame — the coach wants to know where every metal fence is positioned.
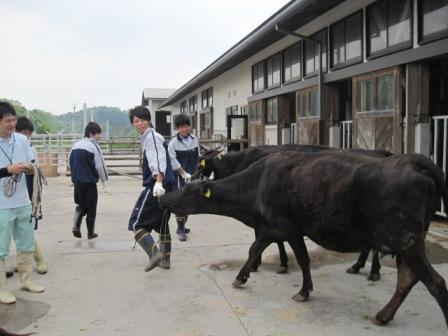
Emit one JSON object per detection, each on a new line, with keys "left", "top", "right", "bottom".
{"left": 341, "top": 121, "right": 353, "bottom": 149}
{"left": 432, "top": 116, "right": 448, "bottom": 217}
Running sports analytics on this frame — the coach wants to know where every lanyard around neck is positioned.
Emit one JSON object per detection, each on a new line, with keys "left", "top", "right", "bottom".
{"left": 0, "top": 137, "right": 14, "bottom": 164}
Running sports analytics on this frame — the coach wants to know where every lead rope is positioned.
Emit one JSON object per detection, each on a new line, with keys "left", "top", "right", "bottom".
{"left": 2, "top": 162, "right": 47, "bottom": 219}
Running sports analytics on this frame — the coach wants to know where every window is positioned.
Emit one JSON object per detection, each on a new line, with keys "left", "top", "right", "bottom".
{"left": 201, "top": 87, "right": 213, "bottom": 109}
{"left": 249, "top": 103, "right": 262, "bottom": 122}
{"left": 266, "top": 98, "right": 278, "bottom": 124}
{"left": 304, "top": 29, "right": 328, "bottom": 77}
{"left": 297, "top": 87, "right": 318, "bottom": 118}
{"left": 225, "top": 105, "right": 239, "bottom": 115}
{"left": 420, "top": 0, "right": 448, "bottom": 42}
{"left": 180, "top": 101, "right": 187, "bottom": 115}
{"left": 367, "top": 0, "right": 412, "bottom": 57}
{"left": 252, "top": 61, "right": 265, "bottom": 93}
{"left": 188, "top": 96, "right": 197, "bottom": 113}
{"left": 266, "top": 54, "right": 281, "bottom": 89}
{"left": 283, "top": 43, "right": 301, "bottom": 83}
{"left": 355, "top": 72, "right": 396, "bottom": 113}
{"left": 330, "top": 11, "right": 363, "bottom": 69}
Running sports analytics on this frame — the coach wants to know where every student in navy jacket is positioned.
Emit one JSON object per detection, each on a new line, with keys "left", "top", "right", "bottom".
{"left": 128, "top": 106, "right": 175, "bottom": 271}
{"left": 69, "top": 122, "right": 108, "bottom": 239}
{"left": 168, "top": 114, "right": 199, "bottom": 241}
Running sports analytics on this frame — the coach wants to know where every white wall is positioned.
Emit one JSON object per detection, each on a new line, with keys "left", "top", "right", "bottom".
{"left": 169, "top": 0, "right": 379, "bottom": 139}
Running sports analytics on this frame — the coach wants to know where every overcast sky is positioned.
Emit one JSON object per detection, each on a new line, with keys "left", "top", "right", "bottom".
{"left": 0, "top": 0, "right": 290, "bottom": 115}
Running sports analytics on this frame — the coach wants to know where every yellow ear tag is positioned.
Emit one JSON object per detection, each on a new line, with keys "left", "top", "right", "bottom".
{"left": 200, "top": 159, "right": 206, "bottom": 167}
{"left": 204, "top": 188, "right": 211, "bottom": 198}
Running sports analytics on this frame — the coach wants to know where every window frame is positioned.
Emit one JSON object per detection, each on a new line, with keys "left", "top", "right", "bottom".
{"left": 188, "top": 95, "right": 197, "bottom": 114}
{"left": 201, "top": 87, "right": 213, "bottom": 109}
{"left": 418, "top": 0, "right": 448, "bottom": 44}
{"left": 366, "top": 0, "right": 413, "bottom": 59}
{"left": 304, "top": 28, "right": 328, "bottom": 78}
{"left": 252, "top": 61, "right": 266, "bottom": 93}
{"left": 180, "top": 101, "right": 188, "bottom": 115}
{"left": 282, "top": 42, "right": 302, "bottom": 85}
{"left": 330, "top": 10, "right": 364, "bottom": 70}
{"left": 266, "top": 53, "right": 282, "bottom": 89}
{"left": 265, "top": 97, "right": 278, "bottom": 124}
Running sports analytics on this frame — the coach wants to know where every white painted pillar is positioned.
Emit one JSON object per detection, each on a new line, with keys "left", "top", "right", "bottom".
{"left": 415, "top": 122, "right": 430, "bottom": 157}
{"left": 329, "top": 125, "right": 341, "bottom": 148}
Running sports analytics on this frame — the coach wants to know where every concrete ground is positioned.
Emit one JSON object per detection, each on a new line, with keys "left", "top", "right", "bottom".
{"left": 1, "top": 176, "right": 448, "bottom": 336}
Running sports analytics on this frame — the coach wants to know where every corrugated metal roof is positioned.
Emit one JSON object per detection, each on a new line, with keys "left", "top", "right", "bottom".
{"left": 160, "top": 0, "right": 345, "bottom": 108}
{"left": 142, "top": 88, "right": 177, "bottom": 100}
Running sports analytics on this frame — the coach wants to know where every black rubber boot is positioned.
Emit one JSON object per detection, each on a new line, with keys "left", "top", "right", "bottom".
{"left": 176, "top": 216, "right": 187, "bottom": 241}
{"left": 135, "top": 230, "right": 162, "bottom": 272}
{"left": 159, "top": 234, "right": 171, "bottom": 269}
{"left": 86, "top": 219, "right": 98, "bottom": 240}
{"left": 5, "top": 271, "right": 13, "bottom": 278}
{"left": 72, "top": 208, "right": 83, "bottom": 238}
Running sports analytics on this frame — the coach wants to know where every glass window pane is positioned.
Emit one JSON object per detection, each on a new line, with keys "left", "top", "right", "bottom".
{"left": 377, "top": 74, "right": 395, "bottom": 110}
{"left": 283, "top": 49, "right": 291, "bottom": 82}
{"left": 298, "top": 94, "right": 309, "bottom": 118}
{"left": 208, "top": 89, "right": 213, "bottom": 107}
{"left": 291, "top": 44, "right": 301, "bottom": 79}
{"left": 305, "top": 41, "right": 315, "bottom": 76}
{"left": 267, "top": 59, "right": 273, "bottom": 87}
{"left": 388, "top": 0, "right": 411, "bottom": 47}
{"left": 345, "top": 13, "right": 362, "bottom": 62}
{"left": 357, "top": 79, "right": 373, "bottom": 112}
{"left": 332, "top": 21, "right": 345, "bottom": 66}
{"left": 310, "top": 91, "right": 318, "bottom": 117}
{"left": 273, "top": 98, "right": 278, "bottom": 122}
{"left": 256, "top": 104, "right": 261, "bottom": 121}
{"left": 273, "top": 54, "right": 280, "bottom": 86}
{"left": 257, "top": 63, "right": 265, "bottom": 91}
{"left": 369, "top": 1, "right": 388, "bottom": 54}
{"left": 422, "top": 0, "right": 448, "bottom": 38}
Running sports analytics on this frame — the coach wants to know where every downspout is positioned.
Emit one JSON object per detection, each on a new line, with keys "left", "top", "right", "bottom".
{"left": 275, "top": 24, "right": 324, "bottom": 123}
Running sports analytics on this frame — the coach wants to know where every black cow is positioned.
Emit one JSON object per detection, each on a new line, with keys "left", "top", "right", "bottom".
{"left": 161, "top": 151, "right": 448, "bottom": 327}
{"left": 194, "top": 144, "right": 390, "bottom": 281}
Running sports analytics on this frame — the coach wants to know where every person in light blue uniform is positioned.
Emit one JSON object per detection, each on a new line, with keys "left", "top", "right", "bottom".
{"left": 128, "top": 106, "right": 175, "bottom": 271}
{"left": 168, "top": 114, "right": 199, "bottom": 241}
{"left": 0, "top": 101, "right": 44, "bottom": 304}
{"left": 69, "top": 122, "right": 108, "bottom": 239}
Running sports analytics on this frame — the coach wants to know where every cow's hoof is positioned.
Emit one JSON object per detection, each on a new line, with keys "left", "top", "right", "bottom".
{"left": 368, "top": 273, "right": 381, "bottom": 282}
{"left": 346, "top": 266, "right": 360, "bottom": 274}
{"left": 250, "top": 266, "right": 259, "bottom": 272}
{"left": 371, "top": 314, "right": 390, "bottom": 326}
{"left": 276, "top": 266, "right": 288, "bottom": 274}
{"left": 292, "top": 292, "right": 309, "bottom": 302}
{"left": 232, "top": 279, "right": 245, "bottom": 288}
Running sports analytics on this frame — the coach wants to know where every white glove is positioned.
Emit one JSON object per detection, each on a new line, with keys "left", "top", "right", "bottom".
{"left": 153, "top": 182, "right": 165, "bottom": 198}
{"left": 181, "top": 171, "right": 192, "bottom": 183}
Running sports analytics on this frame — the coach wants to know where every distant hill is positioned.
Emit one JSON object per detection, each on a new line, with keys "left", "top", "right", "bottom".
{"left": 1, "top": 99, "right": 135, "bottom": 137}
{"left": 57, "top": 106, "right": 134, "bottom": 137}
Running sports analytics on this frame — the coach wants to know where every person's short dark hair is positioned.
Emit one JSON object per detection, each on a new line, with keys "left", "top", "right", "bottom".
{"left": 0, "top": 101, "right": 16, "bottom": 120}
{"left": 129, "top": 106, "right": 151, "bottom": 124}
{"left": 16, "top": 116, "right": 34, "bottom": 132}
{"left": 174, "top": 114, "right": 191, "bottom": 128}
{"left": 84, "top": 122, "right": 102, "bottom": 138}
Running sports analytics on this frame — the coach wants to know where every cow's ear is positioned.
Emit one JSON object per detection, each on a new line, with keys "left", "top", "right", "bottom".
{"left": 200, "top": 183, "right": 212, "bottom": 198}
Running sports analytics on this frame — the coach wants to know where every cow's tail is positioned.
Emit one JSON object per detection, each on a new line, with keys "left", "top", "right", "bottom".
{"left": 411, "top": 155, "right": 448, "bottom": 216}
{"left": 0, "top": 327, "right": 32, "bottom": 336}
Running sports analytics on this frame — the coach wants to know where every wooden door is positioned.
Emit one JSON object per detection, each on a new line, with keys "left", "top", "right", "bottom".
{"left": 248, "top": 101, "right": 264, "bottom": 146}
{"left": 352, "top": 68, "right": 402, "bottom": 153}
{"left": 296, "top": 87, "right": 320, "bottom": 145}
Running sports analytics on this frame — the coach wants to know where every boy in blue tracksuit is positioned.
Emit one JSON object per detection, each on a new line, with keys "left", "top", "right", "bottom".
{"left": 69, "top": 122, "right": 108, "bottom": 239}
{"left": 128, "top": 106, "right": 175, "bottom": 271}
{"left": 168, "top": 114, "right": 199, "bottom": 241}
